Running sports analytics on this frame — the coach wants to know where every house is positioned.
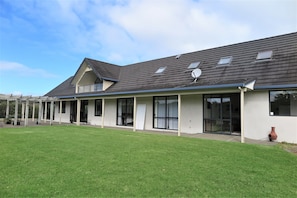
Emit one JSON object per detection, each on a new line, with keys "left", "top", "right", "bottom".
{"left": 45, "top": 32, "right": 297, "bottom": 143}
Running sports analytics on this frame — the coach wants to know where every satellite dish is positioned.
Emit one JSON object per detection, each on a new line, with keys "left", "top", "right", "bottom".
{"left": 191, "top": 68, "right": 202, "bottom": 82}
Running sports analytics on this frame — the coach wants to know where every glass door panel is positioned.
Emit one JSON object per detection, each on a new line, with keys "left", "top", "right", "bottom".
{"left": 167, "top": 96, "right": 178, "bottom": 130}
{"left": 154, "top": 97, "right": 166, "bottom": 129}
{"left": 80, "top": 100, "right": 88, "bottom": 123}
{"left": 204, "top": 96, "right": 222, "bottom": 132}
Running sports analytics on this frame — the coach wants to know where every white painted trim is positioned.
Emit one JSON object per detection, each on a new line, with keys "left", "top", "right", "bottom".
{"left": 133, "top": 97, "right": 137, "bottom": 132}
{"left": 101, "top": 98, "right": 105, "bottom": 128}
{"left": 59, "top": 101, "right": 62, "bottom": 124}
{"left": 76, "top": 99, "right": 81, "bottom": 126}
{"left": 178, "top": 94, "right": 181, "bottom": 136}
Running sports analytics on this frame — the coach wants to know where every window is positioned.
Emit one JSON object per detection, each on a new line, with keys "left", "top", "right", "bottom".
{"left": 94, "top": 99, "right": 102, "bottom": 116}
{"left": 218, "top": 56, "right": 232, "bottom": 65}
{"left": 256, "top": 50, "right": 273, "bottom": 60}
{"left": 270, "top": 90, "right": 297, "bottom": 116}
{"left": 153, "top": 96, "right": 178, "bottom": 130}
{"left": 61, "top": 101, "right": 66, "bottom": 113}
{"left": 155, "top": 66, "right": 166, "bottom": 74}
{"left": 188, "top": 62, "right": 200, "bottom": 69}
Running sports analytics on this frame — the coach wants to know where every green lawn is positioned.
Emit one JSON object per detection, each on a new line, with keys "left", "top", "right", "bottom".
{"left": 0, "top": 126, "right": 296, "bottom": 197}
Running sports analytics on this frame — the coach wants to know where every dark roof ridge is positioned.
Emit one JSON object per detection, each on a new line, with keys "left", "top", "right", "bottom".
{"left": 84, "top": 57, "right": 121, "bottom": 67}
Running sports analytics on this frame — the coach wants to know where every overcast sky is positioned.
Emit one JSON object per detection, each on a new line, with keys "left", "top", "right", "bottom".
{"left": 0, "top": 0, "right": 296, "bottom": 96}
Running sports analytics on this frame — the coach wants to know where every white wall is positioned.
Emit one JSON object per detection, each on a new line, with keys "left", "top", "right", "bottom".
{"left": 104, "top": 99, "right": 117, "bottom": 127}
{"left": 87, "top": 100, "right": 102, "bottom": 126}
{"left": 245, "top": 91, "right": 297, "bottom": 143}
{"left": 52, "top": 91, "right": 296, "bottom": 143}
{"left": 54, "top": 101, "right": 70, "bottom": 123}
{"left": 180, "top": 95, "right": 203, "bottom": 134}
{"left": 52, "top": 94, "right": 204, "bottom": 134}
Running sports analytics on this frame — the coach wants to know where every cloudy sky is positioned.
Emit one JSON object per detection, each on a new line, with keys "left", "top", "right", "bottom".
{"left": 0, "top": 0, "right": 296, "bottom": 96}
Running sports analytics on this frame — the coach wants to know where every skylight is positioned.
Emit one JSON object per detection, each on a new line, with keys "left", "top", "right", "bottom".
{"left": 188, "top": 62, "right": 200, "bottom": 69}
{"left": 155, "top": 66, "right": 166, "bottom": 74}
{"left": 218, "top": 56, "right": 232, "bottom": 65}
{"left": 256, "top": 50, "right": 273, "bottom": 60}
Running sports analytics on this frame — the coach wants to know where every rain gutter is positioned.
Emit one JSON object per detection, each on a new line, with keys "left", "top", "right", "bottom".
{"left": 255, "top": 84, "right": 297, "bottom": 90}
{"left": 55, "top": 83, "right": 245, "bottom": 99}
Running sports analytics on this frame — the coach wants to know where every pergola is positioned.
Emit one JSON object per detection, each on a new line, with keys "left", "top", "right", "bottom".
{"left": 0, "top": 94, "right": 57, "bottom": 126}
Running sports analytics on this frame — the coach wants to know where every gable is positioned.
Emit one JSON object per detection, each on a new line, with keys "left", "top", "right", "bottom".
{"left": 71, "top": 58, "right": 121, "bottom": 86}
{"left": 71, "top": 60, "right": 94, "bottom": 85}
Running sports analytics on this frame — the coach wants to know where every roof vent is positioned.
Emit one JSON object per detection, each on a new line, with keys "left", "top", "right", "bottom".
{"left": 175, "top": 54, "right": 181, "bottom": 59}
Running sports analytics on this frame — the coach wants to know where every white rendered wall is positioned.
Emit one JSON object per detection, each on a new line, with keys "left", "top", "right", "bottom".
{"left": 245, "top": 91, "right": 297, "bottom": 144}
{"left": 87, "top": 100, "right": 102, "bottom": 126}
{"left": 180, "top": 95, "right": 203, "bottom": 134}
{"left": 104, "top": 99, "right": 117, "bottom": 127}
{"left": 54, "top": 101, "right": 70, "bottom": 123}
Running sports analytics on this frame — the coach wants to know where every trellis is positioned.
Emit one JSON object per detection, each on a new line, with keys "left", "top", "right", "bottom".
{"left": 0, "top": 94, "right": 57, "bottom": 126}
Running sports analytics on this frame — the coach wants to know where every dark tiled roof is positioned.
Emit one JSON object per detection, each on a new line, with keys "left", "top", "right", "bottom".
{"left": 85, "top": 58, "right": 120, "bottom": 81}
{"left": 45, "top": 76, "right": 75, "bottom": 97}
{"left": 46, "top": 32, "right": 297, "bottom": 97}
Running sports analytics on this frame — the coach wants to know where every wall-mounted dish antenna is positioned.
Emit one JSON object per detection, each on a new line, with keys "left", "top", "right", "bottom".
{"left": 191, "top": 68, "right": 202, "bottom": 82}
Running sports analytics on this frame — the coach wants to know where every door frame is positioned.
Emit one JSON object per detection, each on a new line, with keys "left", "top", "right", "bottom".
{"left": 203, "top": 93, "right": 241, "bottom": 134}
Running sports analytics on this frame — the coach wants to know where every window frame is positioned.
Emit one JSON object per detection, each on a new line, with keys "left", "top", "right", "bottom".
{"left": 153, "top": 95, "right": 178, "bottom": 130}
{"left": 94, "top": 99, "right": 102, "bottom": 116}
{"left": 116, "top": 98, "right": 134, "bottom": 126}
{"left": 62, "top": 101, "right": 66, "bottom": 113}
{"left": 269, "top": 89, "right": 297, "bottom": 117}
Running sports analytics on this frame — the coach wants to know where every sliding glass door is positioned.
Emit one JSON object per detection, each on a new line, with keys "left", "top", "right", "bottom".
{"left": 204, "top": 94, "right": 240, "bottom": 134}
{"left": 117, "top": 98, "right": 134, "bottom": 126}
{"left": 153, "top": 96, "right": 178, "bottom": 130}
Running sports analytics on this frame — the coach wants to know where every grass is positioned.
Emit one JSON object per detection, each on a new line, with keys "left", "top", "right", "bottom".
{"left": 0, "top": 125, "right": 297, "bottom": 197}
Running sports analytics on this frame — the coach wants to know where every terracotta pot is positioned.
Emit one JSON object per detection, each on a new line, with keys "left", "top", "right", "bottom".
{"left": 268, "top": 127, "right": 277, "bottom": 141}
